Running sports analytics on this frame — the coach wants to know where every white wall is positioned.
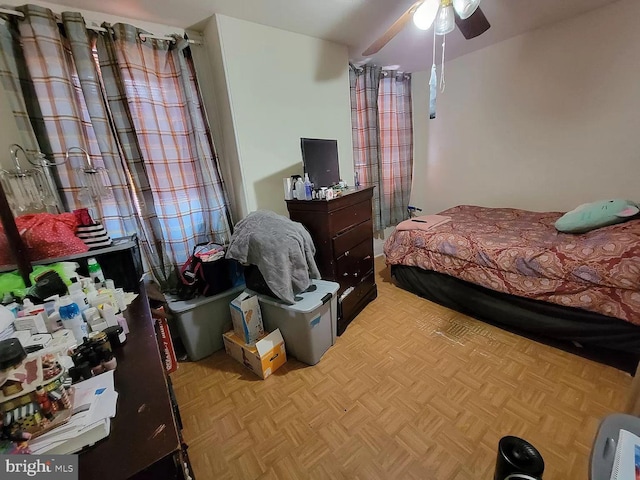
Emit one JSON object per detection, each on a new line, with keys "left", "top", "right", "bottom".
{"left": 198, "top": 18, "right": 247, "bottom": 222}
{"left": 205, "top": 14, "right": 354, "bottom": 217}
{"left": 411, "top": 0, "right": 640, "bottom": 215}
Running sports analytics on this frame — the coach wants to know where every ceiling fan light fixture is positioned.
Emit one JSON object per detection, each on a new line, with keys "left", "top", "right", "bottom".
{"left": 434, "top": 0, "right": 455, "bottom": 36}
{"left": 412, "top": 0, "right": 440, "bottom": 30}
{"left": 452, "top": 0, "right": 481, "bottom": 20}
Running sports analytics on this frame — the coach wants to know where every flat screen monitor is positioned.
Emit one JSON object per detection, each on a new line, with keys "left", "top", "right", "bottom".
{"left": 300, "top": 138, "right": 340, "bottom": 188}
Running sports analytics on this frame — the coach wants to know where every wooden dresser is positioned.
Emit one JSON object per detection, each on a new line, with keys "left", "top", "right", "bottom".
{"left": 286, "top": 186, "right": 377, "bottom": 335}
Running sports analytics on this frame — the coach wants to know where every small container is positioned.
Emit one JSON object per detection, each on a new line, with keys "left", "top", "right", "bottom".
{"left": 104, "top": 325, "right": 126, "bottom": 347}
{"left": 87, "top": 257, "right": 105, "bottom": 285}
{"left": 77, "top": 361, "right": 92, "bottom": 380}
{"left": 0, "top": 338, "right": 27, "bottom": 371}
{"left": 102, "top": 355, "right": 117, "bottom": 371}
{"left": 283, "top": 177, "right": 293, "bottom": 200}
{"left": 89, "top": 331, "right": 112, "bottom": 360}
{"left": 83, "top": 306, "right": 99, "bottom": 321}
{"left": 114, "top": 288, "right": 127, "bottom": 311}
{"left": 68, "top": 366, "right": 82, "bottom": 383}
{"left": 59, "top": 297, "right": 88, "bottom": 344}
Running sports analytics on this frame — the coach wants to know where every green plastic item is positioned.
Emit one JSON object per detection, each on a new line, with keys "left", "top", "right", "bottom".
{"left": 0, "top": 262, "right": 77, "bottom": 299}
{"left": 0, "top": 270, "right": 28, "bottom": 299}
{"left": 30, "top": 264, "right": 75, "bottom": 286}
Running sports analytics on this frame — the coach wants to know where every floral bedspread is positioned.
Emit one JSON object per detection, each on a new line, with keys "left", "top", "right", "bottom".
{"left": 384, "top": 205, "right": 640, "bottom": 325}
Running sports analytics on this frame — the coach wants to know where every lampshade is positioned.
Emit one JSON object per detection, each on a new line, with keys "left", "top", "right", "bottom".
{"left": 412, "top": 0, "right": 440, "bottom": 30}
{"left": 452, "top": 0, "right": 481, "bottom": 20}
{"left": 435, "top": 1, "right": 455, "bottom": 35}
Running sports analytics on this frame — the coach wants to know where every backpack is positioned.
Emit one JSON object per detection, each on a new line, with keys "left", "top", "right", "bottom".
{"left": 176, "top": 243, "right": 230, "bottom": 300}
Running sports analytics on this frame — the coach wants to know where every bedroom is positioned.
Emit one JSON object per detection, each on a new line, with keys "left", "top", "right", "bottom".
{"left": 0, "top": 0, "right": 638, "bottom": 479}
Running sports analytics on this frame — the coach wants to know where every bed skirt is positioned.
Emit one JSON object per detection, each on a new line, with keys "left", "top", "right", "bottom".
{"left": 391, "top": 265, "right": 640, "bottom": 373}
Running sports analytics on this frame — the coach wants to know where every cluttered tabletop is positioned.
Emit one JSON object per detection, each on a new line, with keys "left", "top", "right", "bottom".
{"left": 0, "top": 258, "right": 180, "bottom": 479}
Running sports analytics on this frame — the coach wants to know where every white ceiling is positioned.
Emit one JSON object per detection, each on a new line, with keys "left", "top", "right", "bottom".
{"left": 48, "top": 0, "right": 619, "bottom": 72}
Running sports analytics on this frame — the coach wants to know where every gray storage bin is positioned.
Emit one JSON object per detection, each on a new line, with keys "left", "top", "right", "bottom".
{"left": 166, "top": 285, "right": 245, "bottom": 361}
{"left": 252, "top": 280, "right": 339, "bottom": 365}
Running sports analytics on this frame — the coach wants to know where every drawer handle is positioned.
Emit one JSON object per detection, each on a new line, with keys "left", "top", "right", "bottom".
{"left": 353, "top": 272, "right": 359, "bottom": 278}
{"left": 344, "top": 250, "right": 350, "bottom": 256}
{"left": 363, "top": 255, "right": 371, "bottom": 261}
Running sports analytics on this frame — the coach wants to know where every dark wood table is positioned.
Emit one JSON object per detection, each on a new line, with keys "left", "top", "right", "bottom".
{"left": 79, "top": 286, "right": 189, "bottom": 479}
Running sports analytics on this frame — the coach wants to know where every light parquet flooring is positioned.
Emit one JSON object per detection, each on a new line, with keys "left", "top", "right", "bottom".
{"left": 171, "top": 257, "right": 632, "bottom": 479}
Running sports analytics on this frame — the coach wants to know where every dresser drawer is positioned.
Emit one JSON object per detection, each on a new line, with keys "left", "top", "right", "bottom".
{"left": 336, "top": 238, "right": 373, "bottom": 289}
{"left": 332, "top": 219, "right": 372, "bottom": 258}
{"left": 339, "top": 271, "right": 375, "bottom": 322}
{"left": 329, "top": 200, "right": 371, "bottom": 236}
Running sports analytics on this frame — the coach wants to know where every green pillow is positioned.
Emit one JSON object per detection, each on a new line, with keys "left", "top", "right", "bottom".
{"left": 555, "top": 199, "right": 639, "bottom": 233}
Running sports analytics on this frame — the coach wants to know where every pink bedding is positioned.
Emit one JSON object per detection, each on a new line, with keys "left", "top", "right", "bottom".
{"left": 384, "top": 205, "right": 640, "bottom": 325}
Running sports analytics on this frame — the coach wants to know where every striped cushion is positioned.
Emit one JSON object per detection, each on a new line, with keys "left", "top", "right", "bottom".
{"left": 76, "top": 223, "right": 112, "bottom": 249}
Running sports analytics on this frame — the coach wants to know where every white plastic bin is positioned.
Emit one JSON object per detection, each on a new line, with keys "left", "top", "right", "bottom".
{"left": 166, "top": 285, "right": 245, "bottom": 361}
{"left": 252, "top": 279, "right": 339, "bottom": 365}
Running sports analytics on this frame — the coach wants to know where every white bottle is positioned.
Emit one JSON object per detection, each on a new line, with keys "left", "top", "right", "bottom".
{"left": 99, "top": 303, "right": 119, "bottom": 328}
{"left": 87, "top": 257, "right": 105, "bottom": 285}
{"left": 295, "top": 177, "right": 305, "bottom": 200}
{"left": 85, "top": 282, "right": 98, "bottom": 304}
{"left": 58, "top": 297, "right": 88, "bottom": 344}
{"left": 304, "top": 173, "right": 313, "bottom": 200}
{"left": 283, "top": 177, "right": 293, "bottom": 200}
{"left": 68, "top": 281, "right": 89, "bottom": 312}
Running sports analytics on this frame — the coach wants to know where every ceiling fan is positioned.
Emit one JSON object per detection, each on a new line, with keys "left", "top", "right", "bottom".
{"left": 362, "top": 0, "right": 491, "bottom": 56}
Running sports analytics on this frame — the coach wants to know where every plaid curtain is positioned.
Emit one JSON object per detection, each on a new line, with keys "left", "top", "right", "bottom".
{"left": 2, "top": 5, "right": 232, "bottom": 287}
{"left": 94, "top": 27, "right": 176, "bottom": 284}
{"left": 350, "top": 65, "right": 413, "bottom": 231}
{"left": 0, "top": 15, "right": 62, "bottom": 210}
{"left": 96, "top": 24, "right": 232, "bottom": 274}
{"left": 13, "top": 5, "right": 136, "bottom": 238}
{"left": 378, "top": 72, "right": 413, "bottom": 226}
{"left": 350, "top": 64, "right": 383, "bottom": 232}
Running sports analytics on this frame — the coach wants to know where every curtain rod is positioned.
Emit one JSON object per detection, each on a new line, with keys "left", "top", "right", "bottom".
{"left": 139, "top": 33, "right": 201, "bottom": 45}
{"left": 88, "top": 24, "right": 107, "bottom": 33}
{"left": 1, "top": 7, "right": 106, "bottom": 33}
{"left": 0, "top": 7, "right": 24, "bottom": 17}
{"left": 0, "top": 7, "right": 200, "bottom": 44}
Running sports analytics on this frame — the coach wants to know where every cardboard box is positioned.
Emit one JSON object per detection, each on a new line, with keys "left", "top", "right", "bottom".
{"left": 223, "top": 329, "right": 286, "bottom": 379}
{"left": 14, "top": 313, "right": 48, "bottom": 334}
{"left": 153, "top": 307, "right": 178, "bottom": 374}
{"left": 229, "top": 292, "right": 264, "bottom": 345}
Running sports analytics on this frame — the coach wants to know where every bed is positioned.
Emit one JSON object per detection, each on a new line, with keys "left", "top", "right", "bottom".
{"left": 384, "top": 205, "right": 640, "bottom": 364}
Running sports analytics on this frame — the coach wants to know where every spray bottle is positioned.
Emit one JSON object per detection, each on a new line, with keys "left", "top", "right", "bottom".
{"left": 304, "top": 173, "right": 313, "bottom": 200}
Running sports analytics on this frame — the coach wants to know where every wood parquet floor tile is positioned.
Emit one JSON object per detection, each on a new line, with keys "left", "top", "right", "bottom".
{"left": 171, "top": 257, "right": 632, "bottom": 479}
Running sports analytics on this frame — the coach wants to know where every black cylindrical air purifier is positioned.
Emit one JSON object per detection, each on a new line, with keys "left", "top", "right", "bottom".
{"left": 494, "top": 436, "right": 545, "bottom": 480}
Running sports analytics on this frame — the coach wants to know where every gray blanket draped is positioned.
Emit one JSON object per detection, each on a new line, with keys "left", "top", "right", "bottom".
{"left": 226, "top": 210, "right": 320, "bottom": 304}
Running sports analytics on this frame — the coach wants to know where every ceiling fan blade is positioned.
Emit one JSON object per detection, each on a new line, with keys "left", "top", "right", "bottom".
{"left": 362, "top": 0, "right": 425, "bottom": 56}
{"left": 455, "top": 5, "right": 490, "bottom": 40}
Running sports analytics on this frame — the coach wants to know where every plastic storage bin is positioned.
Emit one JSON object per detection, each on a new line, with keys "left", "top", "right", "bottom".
{"left": 166, "top": 284, "right": 245, "bottom": 361}
{"left": 253, "top": 279, "right": 339, "bottom": 365}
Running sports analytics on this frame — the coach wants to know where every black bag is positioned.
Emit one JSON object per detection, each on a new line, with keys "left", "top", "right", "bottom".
{"left": 176, "top": 243, "right": 231, "bottom": 300}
